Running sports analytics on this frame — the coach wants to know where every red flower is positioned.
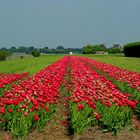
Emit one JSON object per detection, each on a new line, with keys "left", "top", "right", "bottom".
{"left": 13, "top": 100, "right": 19, "bottom": 105}
{"left": 1, "top": 118, "right": 5, "bottom": 123}
{"left": 40, "top": 103, "right": 45, "bottom": 108}
{"left": 21, "top": 104, "right": 27, "bottom": 109}
{"left": 77, "top": 104, "right": 85, "bottom": 111}
{"left": 34, "top": 114, "right": 39, "bottom": 121}
{"left": 17, "top": 109, "right": 20, "bottom": 113}
{"left": 0, "top": 107, "right": 6, "bottom": 114}
{"left": 33, "top": 105, "right": 39, "bottom": 110}
{"left": 30, "top": 108, "right": 33, "bottom": 112}
{"left": 93, "top": 112, "right": 101, "bottom": 121}
{"left": 24, "top": 111, "right": 28, "bottom": 117}
{"left": 8, "top": 109, "right": 13, "bottom": 113}
{"left": 45, "top": 106, "right": 49, "bottom": 112}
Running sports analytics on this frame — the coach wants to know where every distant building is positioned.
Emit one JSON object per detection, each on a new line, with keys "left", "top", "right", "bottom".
{"left": 95, "top": 51, "right": 108, "bottom": 54}
{"left": 112, "top": 44, "right": 122, "bottom": 49}
{"left": 40, "top": 53, "right": 46, "bottom": 55}
{"left": 7, "top": 52, "right": 32, "bottom": 60}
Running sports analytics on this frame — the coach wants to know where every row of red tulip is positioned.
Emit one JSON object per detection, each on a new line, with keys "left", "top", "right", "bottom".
{"left": 0, "top": 72, "right": 28, "bottom": 88}
{"left": 66, "top": 56, "right": 136, "bottom": 133}
{"left": 0, "top": 56, "right": 70, "bottom": 137}
{"left": 0, "top": 56, "right": 138, "bottom": 137}
{"left": 0, "top": 56, "right": 69, "bottom": 116}
{"left": 69, "top": 56, "right": 137, "bottom": 110}
{"left": 80, "top": 57, "right": 140, "bottom": 92}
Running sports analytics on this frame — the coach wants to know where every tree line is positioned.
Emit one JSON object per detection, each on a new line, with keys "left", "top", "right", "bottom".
{"left": 1, "top": 41, "right": 139, "bottom": 60}
{"left": 0, "top": 46, "right": 83, "bottom": 54}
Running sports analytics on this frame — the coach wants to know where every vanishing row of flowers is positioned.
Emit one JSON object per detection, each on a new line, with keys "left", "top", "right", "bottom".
{"left": 67, "top": 56, "right": 137, "bottom": 134}
{"left": 78, "top": 57, "right": 140, "bottom": 113}
{"left": 0, "top": 72, "right": 28, "bottom": 89}
{"left": 0, "top": 56, "right": 70, "bottom": 138}
{"left": 80, "top": 57, "right": 140, "bottom": 92}
{"left": 0, "top": 56, "right": 139, "bottom": 138}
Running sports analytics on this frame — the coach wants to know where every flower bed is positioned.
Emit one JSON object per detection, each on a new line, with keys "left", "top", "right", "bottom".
{"left": 0, "top": 56, "right": 70, "bottom": 138}
{"left": 68, "top": 56, "right": 136, "bottom": 134}
{"left": 0, "top": 73, "right": 28, "bottom": 88}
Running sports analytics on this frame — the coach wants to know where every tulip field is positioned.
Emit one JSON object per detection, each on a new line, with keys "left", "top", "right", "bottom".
{"left": 0, "top": 55, "right": 140, "bottom": 139}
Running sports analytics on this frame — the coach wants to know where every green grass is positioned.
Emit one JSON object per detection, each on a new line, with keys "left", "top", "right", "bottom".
{"left": 1, "top": 54, "right": 140, "bottom": 74}
{"left": 0, "top": 55, "right": 65, "bottom": 74}
{"left": 84, "top": 54, "right": 140, "bottom": 73}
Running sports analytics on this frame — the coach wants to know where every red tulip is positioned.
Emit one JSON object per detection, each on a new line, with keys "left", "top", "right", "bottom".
{"left": 1, "top": 118, "right": 5, "bottom": 123}
{"left": 24, "top": 111, "right": 28, "bottom": 117}
{"left": 34, "top": 114, "right": 39, "bottom": 121}
{"left": 93, "top": 112, "right": 101, "bottom": 121}
{"left": 77, "top": 104, "right": 85, "bottom": 111}
{"left": 8, "top": 109, "right": 13, "bottom": 113}
{"left": 45, "top": 107, "right": 49, "bottom": 112}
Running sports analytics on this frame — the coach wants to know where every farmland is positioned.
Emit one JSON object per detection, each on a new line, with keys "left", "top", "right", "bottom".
{"left": 0, "top": 55, "right": 140, "bottom": 140}
{"left": 0, "top": 55, "right": 64, "bottom": 74}
{"left": 88, "top": 55, "right": 140, "bottom": 73}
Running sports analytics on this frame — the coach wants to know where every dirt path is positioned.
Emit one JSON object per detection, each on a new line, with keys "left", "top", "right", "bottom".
{"left": 44, "top": 90, "right": 71, "bottom": 140}
{"left": 25, "top": 87, "right": 71, "bottom": 140}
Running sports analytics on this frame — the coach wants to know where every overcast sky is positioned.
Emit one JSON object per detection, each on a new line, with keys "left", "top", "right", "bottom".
{"left": 0, "top": 0, "right": 140, "bottom": 48}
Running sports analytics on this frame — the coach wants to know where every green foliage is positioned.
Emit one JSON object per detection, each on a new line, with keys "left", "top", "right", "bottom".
{"left": 93, "top": 44, "right": 107, "bottom": 52}
{"left": 92, "top": 65, "right": 140, "bottom": 115}
{"left": 31, "top": 50, "right": 41, "bottom": 57}
{"left": 1, "top": 103, "right": 56, "bottom": 138}
{"left": 82, "top": 44, "right": 94, "bottom": 54}
{"left": 107, "top": 48, "right": 122, "bottom": 54}
{"left": 82, "top": 44, "right": 107, "bottom": 54}
{"left": 87, "top": 55, "right": 140, "bottom": 73}
{"left": 124, "top": 42, "right": 140, "bottom": 57}
{"left": 18, "top": 46, "right": 27, "bottom": 53}
{"left": 2, "top": 46, "right": 83, "bottom": 54}
{"left": 69, "top": 102, "right": 95, "bottom": 134}
{"left": 0, "top": 55, "right": 64, "bottom": 74}
{"left": 9, "top": 46, "right": 17, "bottom": 52}
{"left": 0, "top": 51, "right": 11, "bottom": 61}
{"left": 68, "top": 101, "right": 132, "bottom": 135}
{"left": 56, "top": 46, "right": 64, "bottom": 50}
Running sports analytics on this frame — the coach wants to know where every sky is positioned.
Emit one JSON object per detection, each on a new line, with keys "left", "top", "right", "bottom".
{"left": 0, "top": 0, "right": 140, "bottom": 48}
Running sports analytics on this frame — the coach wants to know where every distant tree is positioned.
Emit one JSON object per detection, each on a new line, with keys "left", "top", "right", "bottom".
{"left": 107, "top": 47, "right": 122, "bottom": 54}
{"left": 82, "top": 44, "right": 107, "bottom": 54}
{"left": 43, "top": 47, "right": 49, "bottom": 53}
{"left": 0, "top": 51, "right": 11, "bottom": 61}
{"left": 27, "top": 46, "right": 35, "bottom": 54}
{"left": 56, "top": 46, "right": 64, "bottom": 50}
{"left": 82, "top": 44, "right": 94, "bottom": 54}
{"left": 0, "top": 47, "right": 7, "bottom": 51}
{"left": 44, "top": 47, "right": 49, "bottom": 50}
{"left": 50, "top": 49, "right": 56, "bottom": 54}
{"left": 31, "top": 50, "right": 40, "bottom": 57}
{"left": 92, "top": 44, "right": 107, "bottom": 53}
{"left": 123, "top": 42, "right": 140, "bottom": 57}
{"left": 18, "top": 46, "right": 27, "bottom": 52}
{"left": 10, "top": 46, "right": 17, "bottom": 52}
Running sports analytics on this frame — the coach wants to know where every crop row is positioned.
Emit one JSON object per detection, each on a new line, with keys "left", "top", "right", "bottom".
{"left": 80, "top": 57, "right": 140, "bottom": 92}
{"left": 0, "top": 56, "right": 70, "bottom": 138}
{"left": 0, "top": 72, "right": 28, "bottom": 89}
{"left": 0, "top": 56, "right": 139, "bottom": 138}
{"left": 67, "top": 56, "right": 136, "bottom": 134}
{"left": 79, "top": 57, "right": 140, "bottom": 113}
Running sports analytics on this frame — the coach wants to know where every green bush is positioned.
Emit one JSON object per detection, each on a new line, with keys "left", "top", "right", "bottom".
{"left": 124, "top": 42, "right": 140, "bottom": 57}
{"left": 107, "top": 48, "right": 122, "bottom": 54}
{"left": 82, "top": 44, "right": 107, "bottom": 54}
{"left": 31, "top": 50, "right": 40, "bottom": 57}
{"left": 0, "top": 51, "right": 11, "bottom": 61}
